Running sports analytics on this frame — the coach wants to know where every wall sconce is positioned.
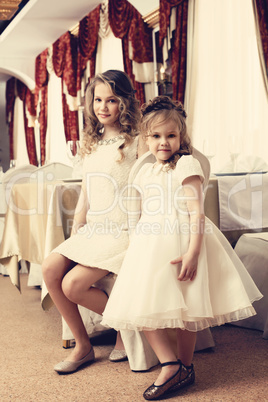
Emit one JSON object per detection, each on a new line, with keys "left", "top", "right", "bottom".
{"left": 157, "top": 65, "right": 172, "bottom": 96}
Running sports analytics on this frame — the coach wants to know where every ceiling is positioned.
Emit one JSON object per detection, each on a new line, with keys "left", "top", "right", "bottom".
{"left": 0, "top": 0, "right": 158, "bottom": 89}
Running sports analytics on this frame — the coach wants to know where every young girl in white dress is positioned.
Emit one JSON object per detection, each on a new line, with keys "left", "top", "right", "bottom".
{"left": 42, "top": 70, "right": 147, "bottom": 373}
{"left": 102, "top": 96, "right": 262, "bottom": 400}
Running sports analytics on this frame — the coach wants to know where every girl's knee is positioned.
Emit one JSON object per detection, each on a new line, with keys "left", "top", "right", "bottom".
{"left": 42, "top": 255, "right": 62, "bottom": 285}
{"left": 42, "top": 257, "right": 54, "bottom": 283}
{"left": 62, "top": 274, "right": 82, "bottom": 304}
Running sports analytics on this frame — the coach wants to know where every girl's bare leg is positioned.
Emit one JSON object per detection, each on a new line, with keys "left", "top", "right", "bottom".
{"left": 176, "top": 328, "right": 196, "bottom": 366}
{"left": 62, "top": 264, "right": 109, "bottom": 314}
{"left": 62, "top": 264, "right": 125, "bottom": 352}
{"left": 144, "top": 330, "right": 179, "bottom": 385}
{"left": 42, "top": 253, "right": 108, "bottom": 362}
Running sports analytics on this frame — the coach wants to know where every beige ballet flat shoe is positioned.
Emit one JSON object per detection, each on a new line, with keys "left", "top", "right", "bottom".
{"left": 54, "top": 347, "right": 95, "bottom": 373}
{"left": 109, "top": 348, "right": 128, "bottom": 362}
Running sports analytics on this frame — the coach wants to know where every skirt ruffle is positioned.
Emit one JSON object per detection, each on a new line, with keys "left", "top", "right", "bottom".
{"left": 102, "top": 306, "right": 256, "bottom": 332}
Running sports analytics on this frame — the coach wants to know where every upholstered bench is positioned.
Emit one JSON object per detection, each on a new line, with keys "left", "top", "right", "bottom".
{"left": 233, "top": 233, "right": 268, "bottom": 339}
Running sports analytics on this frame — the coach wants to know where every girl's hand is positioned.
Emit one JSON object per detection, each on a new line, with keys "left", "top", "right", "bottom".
{"left": 170, "top": 253, "right": 198, "bottom": 281}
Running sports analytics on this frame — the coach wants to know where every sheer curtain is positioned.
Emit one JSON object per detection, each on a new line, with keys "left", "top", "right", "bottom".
{"left": 45, "top": 72, "right": 71, "bottom": 166}
{"left": 95, "top": 30, "right": 124, "bottom": 73}
{"left": 186, "top": 0, "right": 268, "bottom": 173}
{"left": 95, "top": 20, "right": 154, "bottom": 102}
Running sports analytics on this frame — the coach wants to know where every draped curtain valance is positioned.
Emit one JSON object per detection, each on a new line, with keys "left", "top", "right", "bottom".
{"left": 253, "top": 0, "right": 268, "bottom": 95}
{"left": 52, "top": 31, "right": 79, "bottom": 143}
{"left": 255, "top": 0, "right": 268, "bottom": 73}
{"left": 109, "top": 0, "right": 153, "bottom": 104}
{"left": 35, "top": 49, "right": 48, "bottom": 165}
{"left": 159, "top": 0, "right": 186, "bottom": 47}
{"left": 159, "top": 0, "right": 188, "bottom": 103}
{"left": 78, "top": 4, "right": 100, "bottom": 83}
{"left": 35, "top": 49, "right": 49, "bottom": 90}
{"left": 53, "top": 31, "right": 78, "bottom": 97}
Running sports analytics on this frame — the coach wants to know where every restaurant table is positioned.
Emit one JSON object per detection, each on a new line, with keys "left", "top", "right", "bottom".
{"left": 233, "top": 232, "right": 268, "bottom": 339}
{"left": 0, "top": 180, "right": 81, "bottom": 293}
{"left": 2, "top": 173, "right": 267, "bottom": 290}
{"left": 0, "top": 176, "right": 221, "bottom": 291}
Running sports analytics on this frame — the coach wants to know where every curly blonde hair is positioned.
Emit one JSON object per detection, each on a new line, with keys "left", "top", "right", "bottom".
{"left": 81, "top": 70, "right": 140, "bottom": 160}
{"left": 141, "top": 96, "right": 192, "bottom": 170}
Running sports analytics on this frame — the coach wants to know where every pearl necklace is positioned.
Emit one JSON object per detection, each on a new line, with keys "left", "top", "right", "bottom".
{"left": 98, "top": 135, "right": 125, "bottom": 146}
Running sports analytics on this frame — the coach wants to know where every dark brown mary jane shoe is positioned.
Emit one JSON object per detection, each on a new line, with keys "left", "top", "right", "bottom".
{"left": 143, "top": 360, "right": 190, "bottom": 400}
{"left": 166, "top": 363, "right": 195, "bottom": 395}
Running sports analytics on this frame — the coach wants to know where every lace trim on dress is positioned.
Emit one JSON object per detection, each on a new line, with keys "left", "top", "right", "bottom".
{"left": 102, "top": 306, "right": 257, "bottom": 332}
{"left": 98, "top": 135, "right": 125, "bottom": 146}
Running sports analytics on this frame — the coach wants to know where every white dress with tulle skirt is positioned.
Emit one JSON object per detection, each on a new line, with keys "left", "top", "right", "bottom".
{"left": 102, "top": 155, "right": 262, "bottom": 332}
{"left": 52, "top": 136, "right": 138, "bottom": 274}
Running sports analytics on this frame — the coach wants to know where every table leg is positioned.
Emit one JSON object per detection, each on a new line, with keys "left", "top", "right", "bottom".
{"left": 62, "top": 340, "right": 71, "bottom": 349}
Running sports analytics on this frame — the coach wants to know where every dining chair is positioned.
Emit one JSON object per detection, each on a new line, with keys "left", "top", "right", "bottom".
{"left": 30, "top": 162, "right": 73, "bottom": 181}
{"left": 233, "top": 233, "right": 268, "bottom": 339}
{"left": 1, "top": 163, "right": 72, "bottom": 284}
{"left": 2, "top": 164, "right": 37, "bottom": 188}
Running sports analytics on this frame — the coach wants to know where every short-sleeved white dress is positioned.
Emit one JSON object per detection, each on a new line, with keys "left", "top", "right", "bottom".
{"left": 102, "top": 155, "right": 262, "bottom": 331}
{"left": 52, "top": 136, "right": 138, "bottom": 274}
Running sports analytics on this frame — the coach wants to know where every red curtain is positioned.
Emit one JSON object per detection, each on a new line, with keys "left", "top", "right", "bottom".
{"left": 35, "top": 48, "right": 48, "bottom": 165}
{"left": 159, "top": 0, "right": 188, "bottom": 103}
{"left": 53, "top": 31, "right": 78, "bottom": 97}
{"left": 17, "top": 80, "right": 38, "bottom": 166}
{"left": 109, "top": 0, "right": 153, "bottom": 105}
{"left": 77, "top": 5, "right": 100, "bottom": 86}
{"left": 255, "top": 0, "right": 268, "bottom": 76}
{"left": 5, "top": 78, "right": 16, "bottom": 160}
{"left": 52, "top": 31, "right": 79, "bottom": 141}
{"left": 5, "top": 78, "right": 38, "bottom": 165}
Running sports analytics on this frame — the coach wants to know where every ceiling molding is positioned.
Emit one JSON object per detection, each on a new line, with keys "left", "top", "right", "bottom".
{"left": 143, "top": 7, "right": 159, "bottom": 29}
{"left": 0, "top": 0, "right": 21, "bottom": 20}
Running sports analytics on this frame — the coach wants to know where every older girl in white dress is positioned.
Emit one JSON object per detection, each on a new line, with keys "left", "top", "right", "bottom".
{"left": 42, "top": 70, "right": 146, "bottom": 373}
{"left": 102, "top": 96, "right": 262, "bottom": 400}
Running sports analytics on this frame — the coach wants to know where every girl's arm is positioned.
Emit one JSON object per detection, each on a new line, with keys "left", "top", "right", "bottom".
{"left": 171, "top": 175, "right": 205, "bottom": 281}
{"left": 71, "top": 182, "right": 89, "bottom": 236}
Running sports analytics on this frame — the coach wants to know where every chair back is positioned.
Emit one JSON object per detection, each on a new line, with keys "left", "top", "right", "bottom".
{"left": 30, "top": 162, "right": 73, "bottom": 181}
{"left": 129, "top": 148, "right": 210, "bottom": 197}
{"left": 2, "top": 164, "right": 37, "bottom": 186}
{"left": 192, "top": 147, "right": 210, "bottom": 196}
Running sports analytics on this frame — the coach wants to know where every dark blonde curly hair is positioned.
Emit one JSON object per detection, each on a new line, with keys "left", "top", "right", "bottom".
{"left": 141, "top": 96, "right": 192, "bottom": 169}
{"left": 81, "top": 70, "right": 140, "bottom": 160}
